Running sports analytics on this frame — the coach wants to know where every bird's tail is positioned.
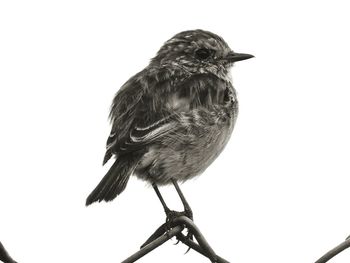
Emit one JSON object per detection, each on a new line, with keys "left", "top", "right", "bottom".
{"left": 86, "top": 154, "right": 139, "bottom": 206}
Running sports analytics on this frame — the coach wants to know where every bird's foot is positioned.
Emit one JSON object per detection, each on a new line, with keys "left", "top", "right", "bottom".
{"left": 165, "top": 210, "right": 194, "bottom": 253}
{"left": 166, "top": 210, "right": 184, "bottom": 223}
{"left": 140, "top": 209, "right": 194, "bottom": 249}
{"left": 165, "top": 210, "right": 185, "bottom": 237}
{"left": 174, "top": 209, "right": 194, "bottom": 246}
{"left": 140, "top": 210, "right": 184, "bottom": 249}
{"left": 180, "top": 230, "right": 194, "bottom": 254}
{"left": 166, "top": 208, "right": 193, "bottom": 222}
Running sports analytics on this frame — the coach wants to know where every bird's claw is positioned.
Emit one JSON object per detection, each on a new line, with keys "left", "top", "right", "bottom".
{"left": 142, "top": 209, "right": 195, "bottom": 250}
{"left": 165, "top": 210, "right": 194, "bottom": 254}
{"left": 182, "top": 229, "right": 194, "bottom": 254}
{"left": 181, "top": 208, "right": 194, "bottom": 253}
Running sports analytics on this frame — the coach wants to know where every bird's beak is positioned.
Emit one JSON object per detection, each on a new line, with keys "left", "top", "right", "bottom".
{"left": 225, "top": 51, "right": 254, "bottom": 63}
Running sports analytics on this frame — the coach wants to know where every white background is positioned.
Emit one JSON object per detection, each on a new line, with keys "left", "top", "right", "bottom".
{"left": 1, "top": 0, "right": 350, "bottom": 262}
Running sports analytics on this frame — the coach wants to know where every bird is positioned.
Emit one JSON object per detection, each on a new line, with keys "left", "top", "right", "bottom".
{"left": 86, "top": 29, "right": 253, "bottom": 221}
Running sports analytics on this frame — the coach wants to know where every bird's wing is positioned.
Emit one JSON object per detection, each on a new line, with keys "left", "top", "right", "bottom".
{"left": 102, "top": 70, "right": 145, "bottom": 164}
{"left": 103, "top": 71, "right": 234, "bottom": 164}
{"left": 103, "top": 68, "right": 178, "bottom": 164}
{"left": 107, "top": 114, "right": 178, "bottom": 155}
{"left": 110, "top": 104, "right": 234, "bottom": 156}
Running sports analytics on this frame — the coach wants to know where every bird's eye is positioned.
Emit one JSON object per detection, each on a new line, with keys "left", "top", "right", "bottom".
{"left": 195, "top": 48, "right": 213, "bottom": 60}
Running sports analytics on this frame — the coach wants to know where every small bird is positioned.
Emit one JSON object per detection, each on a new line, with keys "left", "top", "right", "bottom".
{"left": 86, "top": 30, "right": 253, "bottom": 219}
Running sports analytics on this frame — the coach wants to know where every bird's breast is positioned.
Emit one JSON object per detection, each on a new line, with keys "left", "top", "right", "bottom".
{"left": 134, "top": 105, "right": 237, "bottom": 185}
{"left": 165, "top": 93, "right": 190, "bottom": 111}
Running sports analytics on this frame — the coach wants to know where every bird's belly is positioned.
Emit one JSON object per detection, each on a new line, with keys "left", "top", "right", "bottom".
{"left": 134, "top": 117, "right": 235, "bottom": 185}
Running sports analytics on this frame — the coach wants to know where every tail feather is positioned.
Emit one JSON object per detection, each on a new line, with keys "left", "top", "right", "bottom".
{"left": 86, "top": 154, "right": 139, "bottom": 206}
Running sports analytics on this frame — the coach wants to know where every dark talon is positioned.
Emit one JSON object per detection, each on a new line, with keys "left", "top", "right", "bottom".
{"left": 184, "top": 229, "right": 194, "bottom": 254}
{"left": 167, "top": 208, "right": 194, "bottom": 253}
{"left": 184, "top": 246, "right": 191, "bottom": 254}
{"left": 183, "top": 209, "right": 194, "bottom": 253}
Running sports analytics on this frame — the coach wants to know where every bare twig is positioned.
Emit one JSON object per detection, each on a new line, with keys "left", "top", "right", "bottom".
{"left": 0, "top": 242, "right": 17, "bottom": 263}
{"left": 121, "top": 225, "right": 184, "bottom": 263}
{"left": 4, "top": 226, "right": 350, "bottom": 263}
{"left": 315, "top": 237, "right": 350, "bottom": 263}
{"left": 126, "top": 215, "right": 230, "bottom": 262}
{"left": 173, "top": 216, "right": 217, "bottom": 262}
{"left": 140, "top": 222, "right": 169, "bottom": 248}
{"left": 177, "top": 233, "right": 230, "bottom": 263}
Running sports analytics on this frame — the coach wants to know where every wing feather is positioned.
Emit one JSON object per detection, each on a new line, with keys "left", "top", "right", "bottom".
{"left": 103, "top": 70, "right": 232, "bottom": 164}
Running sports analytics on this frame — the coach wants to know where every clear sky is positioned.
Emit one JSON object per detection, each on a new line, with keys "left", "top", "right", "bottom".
{"left": 1, "top": 0, "right": 350, "bottom": 262}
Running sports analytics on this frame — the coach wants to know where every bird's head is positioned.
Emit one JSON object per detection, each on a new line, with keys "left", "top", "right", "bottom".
{"left": 151, "top": 29, "right": 253, "bottom": 77}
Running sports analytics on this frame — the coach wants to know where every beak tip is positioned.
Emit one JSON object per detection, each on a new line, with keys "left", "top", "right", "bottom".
{"left": 226, "top": 52, "right": 254, "bottom": 62}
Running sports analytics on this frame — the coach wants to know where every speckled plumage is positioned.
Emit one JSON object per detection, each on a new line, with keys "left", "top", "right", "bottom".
{"left": 86, "top": 29, "right": 253, "bottom": 205}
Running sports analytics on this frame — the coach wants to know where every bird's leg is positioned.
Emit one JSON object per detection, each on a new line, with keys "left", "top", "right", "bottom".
{"left": 152, "top": 183, "right": 171, "bottom": 216}
{"left": 153, "top": 182, "right": 186, "bottom": 224}
{"left": 141, "top": 183, "right": 182, "bottom": 248}
{"left": 171, "top": 179, "right": 193, "bottom": 221}
{"left": 171, "top": 179, "right": 194, "bottom": 250}
{"left": 143, "top": 182, "right": 195, "bottom": 250}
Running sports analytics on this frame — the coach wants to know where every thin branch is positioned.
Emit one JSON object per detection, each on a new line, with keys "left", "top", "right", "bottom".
{"left": 121, "top": 225, "right": 184, "bottom": 263}
{"left": 140, "top": 222, "right": 169, "bottom": 248}
{"left": 177, "top": 233, "right": 230, "bottom": 263}
{"left": 315, "top": 237, "right": 350, "bottom": 263}
{"left": 173, "top": 216, "right": 217, "bottom": 262}
{"left": 4, "top": 228, "right": 350, "bottom": 263}
{"left": 0, "top": 242, "right": 17, "bottom": 263}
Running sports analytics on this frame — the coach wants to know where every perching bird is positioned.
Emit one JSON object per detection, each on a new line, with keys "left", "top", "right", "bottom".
{"left": 86, "top": 30, "right": 253, "bottom": 218}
